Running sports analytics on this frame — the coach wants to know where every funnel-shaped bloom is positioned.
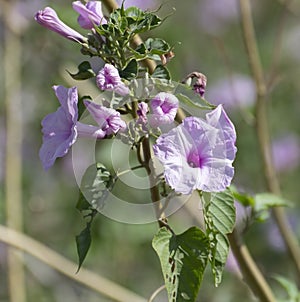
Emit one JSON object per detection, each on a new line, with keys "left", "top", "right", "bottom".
{"left": 72, "top": 1, "right": 107, "bottom": 29}
{"left": 149, "top": 92, "right": 179, "bottom": 127}
{"left": 96, "top": 64, "right": 130, "bottom": 96}
{"left": 39, "top": 86, "right": 79, "bottom": 170}
{"left": 83, "top": 100, "right": 126, "bottom": 135}
{"left": 39, "top": 86, "right": 126, "bottom": 170}
{"left": 153, "top": 105, "right": 237, "bottom": 194}
{"left": 35, "top": 7, "right": 85, "bottom": 42}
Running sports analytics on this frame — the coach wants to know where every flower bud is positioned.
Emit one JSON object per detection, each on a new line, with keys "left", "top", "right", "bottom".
{"left": 35, "top": 7, "right": 86, "bottom": 43}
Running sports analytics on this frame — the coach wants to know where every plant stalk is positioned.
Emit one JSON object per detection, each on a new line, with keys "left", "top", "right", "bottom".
{"left": 228, "top": 231, "right": 276, "bottom": 302}
{"left": 239, "top": 0, "right": 300, "bottom": 278}
{"left": 2, "top": 1, "right": 26, "bottom": 301}
{"left": 0, "top": 225, "right": 147, "bottom": 302}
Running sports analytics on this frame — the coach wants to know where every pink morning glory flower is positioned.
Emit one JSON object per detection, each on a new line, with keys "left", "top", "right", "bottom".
{"left": 83, "top": 100, "right": 127, "bottom": 136}
{"left": 72, "top": 1, "right": 107, "bottom": 30}
{"left": 153, "top": 105, "right": 237, "bottom": 195}
{"left": 39, "top": 86, "right": 79, "bottom": 170}
{"left": 149, "top": 92, "right": 179, "bottom": 128}
{"left": 96, "top": 64, "right": 130, "bottom": 96}
{"left": 39, "top": 86, "right": 126, "bottom": 170}
{"left": 34, "top": 7, "right": 86, "bottom": 43}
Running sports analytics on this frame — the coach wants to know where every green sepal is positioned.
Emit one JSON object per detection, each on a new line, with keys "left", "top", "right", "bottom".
{"left": 152, "top": 226, "right": 210, "bottom": 302}
{"left": 67, "top": 61, "right": 96, "bottom": 80}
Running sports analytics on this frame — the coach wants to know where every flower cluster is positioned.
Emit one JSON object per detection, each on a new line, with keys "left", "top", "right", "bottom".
{"left": 36, "top": 0, "right": 237, "bottom": 198}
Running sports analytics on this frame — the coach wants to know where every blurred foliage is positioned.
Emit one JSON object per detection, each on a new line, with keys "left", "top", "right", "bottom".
{"left": 0, "top": 0, "right": 300, "bottom": 301}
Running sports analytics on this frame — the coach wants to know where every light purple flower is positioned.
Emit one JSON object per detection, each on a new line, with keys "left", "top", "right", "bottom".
{"left": 83, "top": 100, "right": 126, "bottom": 135}
{"left": 72, "top": 1, "right": 107, "bottom": 30}
{"left": 153, "top": 105, "right": 237, "bottom": 195}
{"left": 272, "top": 134, "right": 300, "bottom": 172}
{"left": 96, "top": 64, "right": 130, "bottom": 96}
{"left": 34, "top": 7, "right": 86, "bottom": 42}
{"left": 39, "top": 86, "right": 126, "bottom": 170}
{"left": 149, "top": 92, "right": 179, "bottom": 128}
{"left": 39, "top": 86, "right": 79, "bottom": 170}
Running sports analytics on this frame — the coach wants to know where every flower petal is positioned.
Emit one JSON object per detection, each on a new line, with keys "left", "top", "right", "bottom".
{"left": 73, "top": 1, "right": 106, "bottom": 29}
{"left": 153, "top": 108, "right": 237, "bottom": 194}
{"left": 39, "top": 86, "right": 79, "bottom": 170}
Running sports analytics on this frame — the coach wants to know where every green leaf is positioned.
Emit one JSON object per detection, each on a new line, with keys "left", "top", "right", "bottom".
{"left": 175, "top": 83, "right": 216, "bottom": 110}
{"left": 152, "top": 227, "right": 210, "bottom": 302}
{"left": 253, "top": 193, "right": 291, "bottom": 222}
{"left": 78, "top": 95, "right": 92, "bottom": 119}
{"left": 126, "top": 9, "right": 161, "bottom": 34}
{"left": 209, "top": 190, "right": 236, "bottom": 234}
{"left": 76, "top": 223, "right": 92, "bottom": 272}
{"left": 145, "top": 38, "right": 171, "bottom": 55}
{"left": 273, "top": 275, "right": 300, "bottom": 302}
{"left": 67, "top": 61, "right": 96, "bottom": 80}
{"left": 119, "top": 59, "right": 138, "bottom": 80}
{"left": 125, "top": 6, "right": 143, "bottom": 19}
{"left": 80, "top": 163, "right": 115, "bottom": 211}
{"left": 152, "top": 65, "right": 171, "bottom": 80}
{"left": 254, "top": 193, "right": 291, "bottom": 212}
{"left": 204, "top": 189, "right": 235, "bottom": 286}
{"left": 230, "top": 185, "right": 255, "bottom": 207}
{"left": 76, "top": 191, "right": 91, "bottom": 212}
{"left": 132, "top": 43, "right": 147, "bottom": 60}
{"left": 212, "top": 234, "right": 230, "bottom": 286}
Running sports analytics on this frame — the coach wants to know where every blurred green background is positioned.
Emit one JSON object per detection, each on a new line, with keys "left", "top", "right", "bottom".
{"left": 0, "top": 0, "right": 300, "bottom": 301}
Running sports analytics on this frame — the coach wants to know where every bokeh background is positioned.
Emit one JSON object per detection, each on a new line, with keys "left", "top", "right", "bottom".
{"left": 1, "top": 0, "right": 300, "bottom": 301}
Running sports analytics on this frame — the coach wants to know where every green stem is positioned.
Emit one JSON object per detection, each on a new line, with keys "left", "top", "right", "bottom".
{"left": 239, "top": 0, "right": 300, "bottom": 279}
{"left": 102, "top": 0, "right": 169, "bottom": 227}
{"left": 141, "top": 136, "right": 165, "bottom": 228}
